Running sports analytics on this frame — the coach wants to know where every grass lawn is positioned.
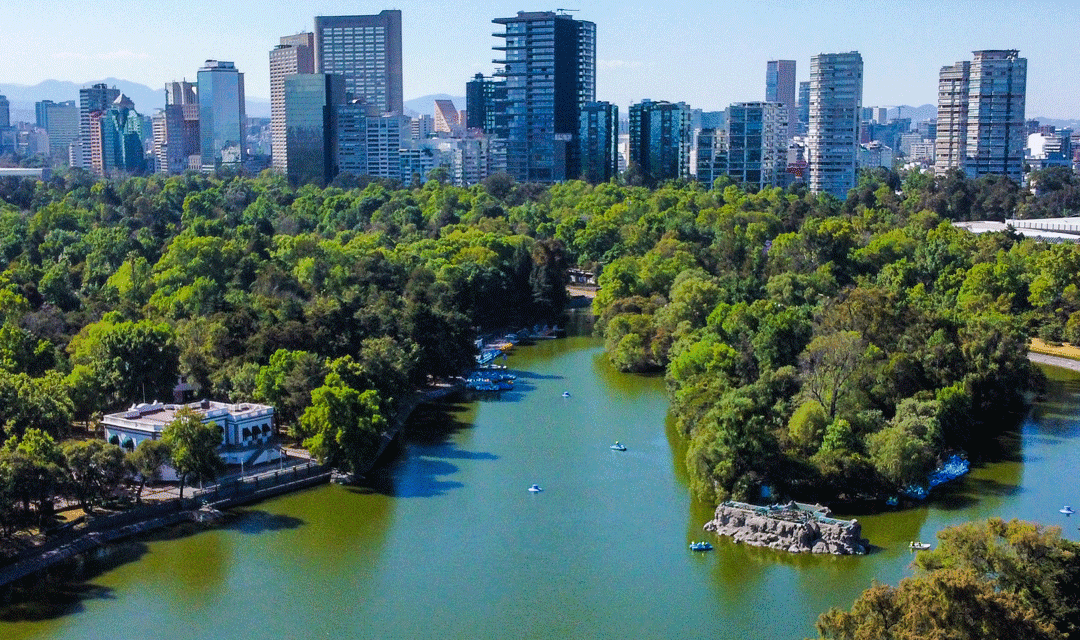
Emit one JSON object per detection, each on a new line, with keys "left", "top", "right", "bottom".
{"left": 1030, "top": 337, "right": 1080, "bottom": 361}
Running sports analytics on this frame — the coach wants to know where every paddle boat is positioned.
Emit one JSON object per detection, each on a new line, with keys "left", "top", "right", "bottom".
{"left": 528, "top": 484, "right": 543, "bottom": 493}
{"left": 1061, "top": 505, "right": 1076, "bottom": 516}
{"left": 909, "top": 541, "right": 932, "bottom": 551}
{"left": 689, "top": 541, "right": 713, "bottom": 552}
{"left": 610, "top": 441, "right": 627, "bottom": 451}
{"left": 562, "top": 391, "right": 571, "bottom": 398}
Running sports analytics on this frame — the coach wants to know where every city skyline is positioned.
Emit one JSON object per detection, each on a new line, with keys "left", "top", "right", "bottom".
{"left": 3, "top": 0, "right": 1078, "bottom": 119}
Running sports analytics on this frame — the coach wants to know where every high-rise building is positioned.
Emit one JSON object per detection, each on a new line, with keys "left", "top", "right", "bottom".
{"left": 0, "top": 95, "right": 9, "bottom": 131}
{"left": 579, "top": 101, "right": 618, "bottom": 184}
{"left": 433, "top": 99, "right": 461, "bottom": 135}
{"left": 726, "top": 102, "right": 788, "bottom": 191}
{"left": 35, "top": 100, "right": 79, "bottom": 162}
{"left": 270, "top": 32, "right": 315, "bottom": 172}
{"left": 797, "top": 81, "right": 810, "bottom": 137}
{"left": 154, "top": 81, "right": 201, "bottom": 175}
{"left": 96, "top": 94, "right": 147, "bottom": 176}
{"left": 692, "top": 127, "right": 726, "bottom": 187}
{"left": 766, "top": 60, "right": 797, "bottom": 141}
{"left": 335, "top": 99, "right": 406, "bottom": 181}
{"left": 77, "top": 84, "right": 120, "bottom": 169}
{"left": 410, "top": 114, "right": 434, "bottom": 140}
{"left": 492, "top": 11, "right": 596, "bottom": 183}
{"left": 807, "top": 52, "right": 863, "bottom": 199}
{"left": 285, "top": 73, "right": 345, "bottom": 188}
{"left": 314, "top": 10, "right": 403, "bottom": 115}
{"left": 197, "top": 60, "right": 246, "bottom": 170}
{"left": 934, "top": 50, "right": 1026, "bottom": 181}
{"left": 465, "top": 73, "right": 507, "bottom": 133}
{"left": 628, "top": 99, "right": 692, "bottom": 184}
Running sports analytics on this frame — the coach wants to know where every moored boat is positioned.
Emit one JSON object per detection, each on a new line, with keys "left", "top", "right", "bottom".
{"left": 689, "top": 541, "right": 713, "bottom": 551}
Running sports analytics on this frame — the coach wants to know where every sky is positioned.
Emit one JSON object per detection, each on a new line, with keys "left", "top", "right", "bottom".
{"left": 4, "top": 0, "right": 1078, "bottom": 119}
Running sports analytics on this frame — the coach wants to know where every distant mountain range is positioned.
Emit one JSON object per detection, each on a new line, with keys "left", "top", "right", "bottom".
{"left": 0, "top": 79, "right": 465, "bottom": 122}
{"left": 0, "top": 78, "right": 271, "bottom": 121}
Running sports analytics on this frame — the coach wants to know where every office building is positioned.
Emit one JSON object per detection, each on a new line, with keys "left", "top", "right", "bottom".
{"left": 807, "top": 52, "right": 863, "bottom": 199}
{"left": 410, "top": 114, "right": 434, "bottom": 140}
{"left": 335, "top": 100, "right": 406, "bottom": 181}
{"left": 797, "top": 81, "right": 810, "bottom": 137}
{"left": 766, "top": 60, "right": 797, "bottom": 141}
{"left": 270, "top": 32, "right": 315, "bottom": 171}
{"left": 434, "top": 99, "right": 461, "bottom": 135}
{"left": 726, "top": 102, "right": 788, "bottom": 190}
{"left": 35, "top": 100, "right": 79, "bottom": 162}
{"left": 0, "top": 95, "right": 9, "bottom": 131}
{"left": 693, "top": 127, "right": 727, "bottom": 188}
{"left": 77, "top": 84, "right": 120, "bottom": 169}
{"left": 198, "top": 60, "right": 246, "bottom": 170}
{"left": 493, "top": 11, "right": 596, "bottom": 183}
{"left": 153, "top": 81, "right": 201, "bottom": 175}
{"left": 96, "top": 94, "right": 147, "bottom": 175}
{"left": 314, "top": 10, "right": 403, "bottom": 115}
{"left": 628, "top": 99, "right": 692, "bottom": 184}
{"left": 934, "top": 50, "right": 1026, "bottom": 181}
{"left": 465, "top": 73, "right": 507, "bottom": 133}
{"left": 284, "top": 73, "right": 345, "bottom": 188}
{"left": 579, "top": 101, "right": 618, "bottom": 184}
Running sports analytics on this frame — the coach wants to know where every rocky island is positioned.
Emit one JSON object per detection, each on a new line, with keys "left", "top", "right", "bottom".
{"left": 704, "top": 501, "right": 869, "bottom": 555}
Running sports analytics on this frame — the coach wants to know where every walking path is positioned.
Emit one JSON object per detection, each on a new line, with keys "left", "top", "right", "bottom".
{"left": 1028, "top": 352, "right": 1080, "bottom": 372}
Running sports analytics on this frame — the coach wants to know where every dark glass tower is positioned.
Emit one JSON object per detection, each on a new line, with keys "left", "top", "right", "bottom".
{"left": 465, "top": 73, "right": 507, "bottom": 134}
{"left": 492, "top": 11, "right": 595, "bottom": 183}
{"left": 579, "top": 101, "right": 618, "bottom": 183}
{"left": 628, "top": 99, "right": 692, "bottom": 185}
{"left": 284, "top": 73, "right": 345, "bottom": 188}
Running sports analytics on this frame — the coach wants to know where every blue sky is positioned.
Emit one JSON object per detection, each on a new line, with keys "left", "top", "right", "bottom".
{"left": 5, "top": 0, "right": 1077, "bottom": 118}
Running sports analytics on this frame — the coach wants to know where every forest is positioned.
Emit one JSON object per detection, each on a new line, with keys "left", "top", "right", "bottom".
{"left": 1, "top": 164, "right": 1080, "bottom": 532}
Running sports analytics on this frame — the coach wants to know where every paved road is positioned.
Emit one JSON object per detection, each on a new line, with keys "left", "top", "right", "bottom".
{"left": 1029, "top": 352, "right": 1080, "bottom": 372}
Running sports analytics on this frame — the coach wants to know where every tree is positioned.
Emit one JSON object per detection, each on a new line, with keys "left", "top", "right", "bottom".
{"left": 128, "top": 438, "right": 171, "bottom": 504}
{"left": 798, "top": 331, "right": 879, "bottom": 421}
{"left": 816, "top": 518, "right": 1078, "bottom": 640}
{"left": 253, "top": 349, "right": 327, "bottom": 429}
{"left": 161, "top": 407, "right": 224, "bottom": 499}
{"left": 61, "top": 439, "right": 129, "bottom": 512}
{"left": 3, "top": 428, "right": 65, "bottom": 525}
{"left": 298, "top": 375, "right": 386, "bottom": 473}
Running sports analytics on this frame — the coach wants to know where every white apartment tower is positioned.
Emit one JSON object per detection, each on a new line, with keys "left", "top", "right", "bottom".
{"left": 934, "top": 50, "right": 1026, "bottom": 181}
{"left": 807, "top": 52, "right": 863, "bottom": 199}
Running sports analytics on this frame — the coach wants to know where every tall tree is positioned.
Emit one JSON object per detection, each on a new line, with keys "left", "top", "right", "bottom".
{"left": 127, "top": 438, "right": 171, "bottom": 505}
{"left": 161, "top": 407, "right": 224, "bottom": 499}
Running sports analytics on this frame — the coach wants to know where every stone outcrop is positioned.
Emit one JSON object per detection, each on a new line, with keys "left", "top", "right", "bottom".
{"left": 703, "top": 501, "right": 868, "bottom": 555}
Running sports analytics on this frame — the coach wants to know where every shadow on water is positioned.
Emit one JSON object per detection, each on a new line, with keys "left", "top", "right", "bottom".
{"left": 219, "top": 511, "right": 305, "bottom": 535}
{"left": 0, "top": 541, "right": 149, "bottom": 622}
{"left": 360, "top": 400, "right": 495, "bottom": 498}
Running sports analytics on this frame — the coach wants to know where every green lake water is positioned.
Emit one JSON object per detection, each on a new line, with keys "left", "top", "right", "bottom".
{"left": 4, "top": 331, "right": 1080, "bottom": 639}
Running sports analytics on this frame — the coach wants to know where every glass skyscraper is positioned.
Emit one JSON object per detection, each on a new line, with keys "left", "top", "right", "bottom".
{"left": 284, "top": 73, "right": 345, "bottom": 188}
{"left": 579, "top": 101, "right": 618, "bottom": 184}
{"left": 492, "top": 11, "right": 596, "bottom": 183}
{"left": 197, "top": 60, "right": 246, "bottom": 170}
{"left": 314, "top": 10, "right": 402, "bottom": 115}
{"left": 766, "top": 60, "right": 797, "bottom": 142}
{"left": 628, "top": 99, "right": 692, "bottom": 185}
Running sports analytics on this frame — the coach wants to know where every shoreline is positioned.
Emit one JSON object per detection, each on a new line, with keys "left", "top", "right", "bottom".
{"left": 0, "top": 381, "right": 462, "bottom": 591}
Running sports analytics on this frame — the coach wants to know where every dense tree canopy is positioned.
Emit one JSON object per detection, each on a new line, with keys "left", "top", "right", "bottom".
{"left": 0, "top": 165, "right": 1076, "bottom": 520}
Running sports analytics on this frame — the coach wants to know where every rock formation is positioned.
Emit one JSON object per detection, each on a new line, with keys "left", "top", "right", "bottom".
{"left": 703, "top": 501, "right": 868, "bottom": 555}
